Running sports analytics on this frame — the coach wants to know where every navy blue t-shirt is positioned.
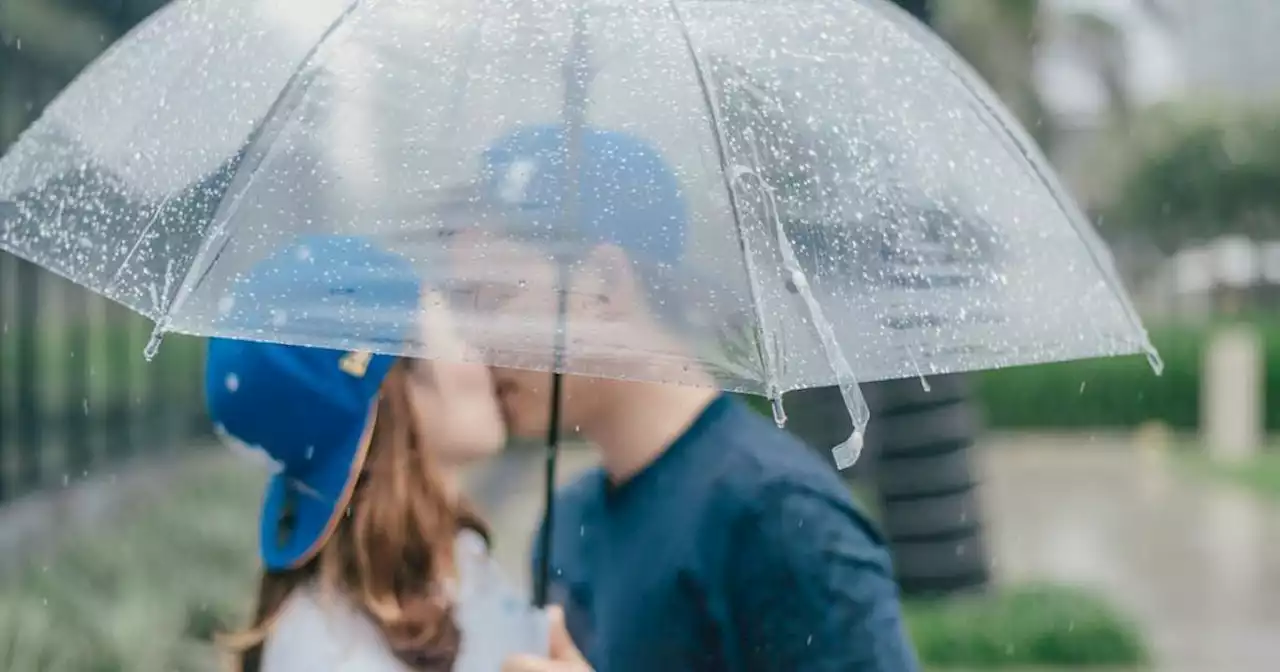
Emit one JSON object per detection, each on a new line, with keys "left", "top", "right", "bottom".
{"left": 533, "top": 394, "right": 919, "bottom": 672}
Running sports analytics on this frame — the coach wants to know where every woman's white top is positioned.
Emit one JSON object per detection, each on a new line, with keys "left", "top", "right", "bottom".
{"left": 260, "top": 529, "right": 549, "bottom": 671}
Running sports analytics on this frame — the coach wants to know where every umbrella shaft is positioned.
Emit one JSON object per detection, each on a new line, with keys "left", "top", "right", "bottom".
{"left": 535, "top": 260, "right": 572, "bottom": 608}
{"left": 536, "top": 372, "right": 564, "bottom": 607}
{"left": 536, "top": 0, "right": 588, "bottom": 609}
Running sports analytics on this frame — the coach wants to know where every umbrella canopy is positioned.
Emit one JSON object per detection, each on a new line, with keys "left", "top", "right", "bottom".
{"left": 0, "top": 0, "right": 1158, "bottom": 463}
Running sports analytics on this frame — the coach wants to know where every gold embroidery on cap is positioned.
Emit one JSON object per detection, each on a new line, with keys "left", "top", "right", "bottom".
{"left": 338, "top": 351, "right": 373, "bottom": 377}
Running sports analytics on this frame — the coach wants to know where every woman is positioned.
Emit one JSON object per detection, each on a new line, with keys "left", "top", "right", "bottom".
{"left": 206, "top": 236, "right": 546, "bottom": 671}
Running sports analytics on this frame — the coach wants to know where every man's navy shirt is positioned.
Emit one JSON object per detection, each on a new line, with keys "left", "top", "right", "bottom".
{"left": 533, "top": 394, "right": 919, "bottom": 672}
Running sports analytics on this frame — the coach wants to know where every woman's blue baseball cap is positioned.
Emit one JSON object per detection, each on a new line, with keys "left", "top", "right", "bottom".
{"left": 205, "top": 235, "right": 422, "bottom": 571}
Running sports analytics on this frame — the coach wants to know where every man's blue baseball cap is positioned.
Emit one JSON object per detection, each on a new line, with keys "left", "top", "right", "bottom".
{"left": 464, "top": 124, "right": 688, "bottom": 266}
{"left": 205, "top": 235, "right": 422, "bottom": 571}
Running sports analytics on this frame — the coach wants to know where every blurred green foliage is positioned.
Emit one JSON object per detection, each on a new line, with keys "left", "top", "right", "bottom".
{"left": 1097, "top": 102, "right": 1280, "bottom": 249}
{"left": 0, "top": 323, "right": 205, "bottom": 419}
{"left": 906, "top": 583, "right": 1149, "bottom": 668}
{"left": 978, "top": 320, "right": 1280, "bottom": 431}
{"left": 741, "top": 320, "right": 1276, "bottom": 433}
{"left": 0, "top": 455, "right": 262, "bottom": 672}
{"left": 1181, "top": 445, "right": 1280, "bottom": 501}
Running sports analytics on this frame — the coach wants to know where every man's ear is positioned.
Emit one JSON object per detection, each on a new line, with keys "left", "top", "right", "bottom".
{"left": 581, "top": 243, "right": 641, "bottom": 319}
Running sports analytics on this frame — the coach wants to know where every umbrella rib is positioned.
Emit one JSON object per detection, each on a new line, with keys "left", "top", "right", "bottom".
{"left": 664, "top": 0, "right": 782, "bottom": 401}
{"left": 884, "top": 7, "right": 1150, "bottom": 352}
{"left": 936, "top": 55, "right": 1157, "bottom": 365}
{"left": 158, "top": 0, "right": 367, "bottom": 332}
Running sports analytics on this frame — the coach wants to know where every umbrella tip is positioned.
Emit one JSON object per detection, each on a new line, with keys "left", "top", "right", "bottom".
{"left": 832, "top": 431, "right": 864, "bottom": 470}
{"left": 143, "top": 324, "right": 166, "bottom": 362}
{"left": 1145, "top": 346, "right": 1164, "bottom": 376}
{"left": 769, "top": 394, "right": 788, "bottom": 428}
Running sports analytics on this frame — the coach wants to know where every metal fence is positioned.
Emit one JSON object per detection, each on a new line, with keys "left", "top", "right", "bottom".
{"left": 0, "top": 252, "right": 209, "bottom": 504}
{"left": 0, "top": 1, "right": 208, "bottom": 506}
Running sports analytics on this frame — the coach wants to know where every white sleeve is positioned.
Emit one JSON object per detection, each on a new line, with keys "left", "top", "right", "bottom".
{"left": 261, "top": 589, "right": 410, "bottom": 672}
{"left": 452, "top": 530, "right": 550, "bottom": 672}
{"left": 259, "top": 535, "right": 549, "bottom": 672}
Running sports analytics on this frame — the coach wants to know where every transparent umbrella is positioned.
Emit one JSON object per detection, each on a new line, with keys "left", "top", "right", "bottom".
{"left": 0, "top": 0, "right": 1158, "bottom": 602}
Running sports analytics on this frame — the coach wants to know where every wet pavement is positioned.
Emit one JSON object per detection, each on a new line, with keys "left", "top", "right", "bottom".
{"left": 979, "top": 434, "right": 1280, "bottom": 672}
{"left": 476, "top": 435, "right": 1280, "bottom": 672}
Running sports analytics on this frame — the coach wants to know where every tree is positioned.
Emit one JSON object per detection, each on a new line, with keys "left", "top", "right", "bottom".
{"left": 934, "top": 0, "right": 1053, "bottom": 148}
{"left": 1, "top": 0, "right": 170, "bottom": 149}
{"left": 1101, "top": 104, "right": 1280, "bottom": 250}
{"left": 933, "top": 0, "right": 1165, "bottom": 155}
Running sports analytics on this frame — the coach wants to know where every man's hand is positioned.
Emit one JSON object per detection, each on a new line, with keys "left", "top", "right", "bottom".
{"left": 502, "top": 606, "right": 593, "bottom": 672}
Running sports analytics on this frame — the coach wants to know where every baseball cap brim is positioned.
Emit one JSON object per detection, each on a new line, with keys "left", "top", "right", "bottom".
{"left": 257, "top": 398, "right": 378, "bottom": 572}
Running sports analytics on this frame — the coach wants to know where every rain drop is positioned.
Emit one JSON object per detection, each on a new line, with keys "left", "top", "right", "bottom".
{"left": 225, "top": 373, "right": 240, "bottom": 392}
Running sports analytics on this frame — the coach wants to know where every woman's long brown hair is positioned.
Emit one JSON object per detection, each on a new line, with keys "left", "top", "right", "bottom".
{"left": 224, "top": 362, "right": 488, "bottom": 671}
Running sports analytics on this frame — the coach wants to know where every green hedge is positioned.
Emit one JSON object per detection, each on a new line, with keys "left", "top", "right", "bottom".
{"left": 906, "top": 584, "right": 1149, "bottom": 669}
{"left": 978, "top": 320, "right": 1280, "bottom": 431}
{"left": 746, "top": 320, "right": 1277, "bottom": 432}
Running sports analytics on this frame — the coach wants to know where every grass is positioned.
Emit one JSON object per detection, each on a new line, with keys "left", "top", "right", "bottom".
{"left": 905, "top": 584, "right": 1150, "bottom": 669}
{"left": 1180, "top": 444, "right": 1280, "bottom": 500}
{"left": 0, "top": 456, "right": 264, "bottom": 672}
{"left": 0, "top": 455, "right": 1149, "bottom": 671}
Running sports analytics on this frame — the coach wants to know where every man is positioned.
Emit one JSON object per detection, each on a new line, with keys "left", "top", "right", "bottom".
{"left": 450, "top": 125, "right": 918, "bottom": 672}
